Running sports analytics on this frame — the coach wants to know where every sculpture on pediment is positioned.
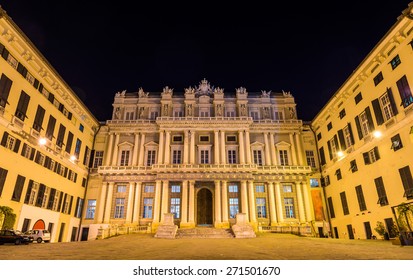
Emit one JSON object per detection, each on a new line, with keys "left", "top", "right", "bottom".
{"left": 114, "top": 107, "right": 121, "bottom": 119}
{"left": 216, "top": 104, "right": 223, "bottom": 116}
{"left": 240, "top": 104, "right": 247, "bottom": 116}
{"left": 186, "top": 104, "right": 193, "bottom": 116}
{"left": 214, "top": 87, "right": 224, "bottom": 95}
{"left": 195, "top": 78, "right": 213, "bottom": 96}
{"left": 185, "top": 86, "right": 195, "bottom": 95}
{"left": 263, "top": 107, "right": 270, "bottom": 119}
{"left": 282, "top": 90, "right": 292, "bottom": 97}
{"left": 115, "top": 90, "right": 126, "bottom": 97}
{"left": 163, "top": 104, "right": 169, "bottom": 116}
{"left": 138, "top": 87, "right": 149, "bottom": 98}
{"left": 236, "top": 87, "right": 247, "bottom": 95}
{"left": 162, "top": 86, "right": 173, "bottom": 97}
{"left": 261, "top": 90, "right": 271, "bottom": 98}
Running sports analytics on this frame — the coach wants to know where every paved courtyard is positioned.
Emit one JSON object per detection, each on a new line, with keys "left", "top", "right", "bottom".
{"left": 0, "top": 233, "right": 412, "bottom": 260}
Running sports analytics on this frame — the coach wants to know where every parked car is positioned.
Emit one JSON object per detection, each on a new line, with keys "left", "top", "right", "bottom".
{"left": 24, "top": 229, "right": 51, "bottom": 243}
{"left": 0, "top": 229, "right": 33, "bottom": 245}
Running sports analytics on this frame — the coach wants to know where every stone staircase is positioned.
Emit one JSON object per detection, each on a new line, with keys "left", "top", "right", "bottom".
{"left": 176, "top": 227, "right": 235, "bottom": 239}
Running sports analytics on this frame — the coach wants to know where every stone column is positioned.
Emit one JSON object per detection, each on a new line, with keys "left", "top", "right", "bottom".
{"left": 214, "top": 181, "right": 222, "bottom": 226}
{"left": 111, "top": 133, "right": 120, "bottom": 166}
{"left": 132, "top": 182, "right": 142, "bottom": 223}
{"left": 164, "top": 131, "right": 171, "bottom": 164}
{"left": 104, "top": 134, "right": 114, "bottom": 166}
{"left": 214, "top": 130, "right": 220, "bottom": 164}
{"left": 220, "top": 130, "right": 226, "bottom": 164}
{"left": 158, "top": 131, "right": 165, "bottom": 164}
{"left": 138, "top": 133, "right": 146, "bottom": 166}
{"left": 97, "top": 182, "right": 107, "bottom": 223}
{"left": 188, "top": 181, "right": 195, "bottom": 225}
{"left": 183, "top": 130, "right": 189, "bottom": 164}
{"left": 289, "top": 133, "right": 298, "bottom": 165}
{"left": 248, "top": 181, "right": 257, "bottom": 223}
{"left": 245, "top": 130, "right": 251, "bottom": 164}
{"left": 180, "top": 180, "right": 188, "bottom": 226}
{"left": 264, "top": 133, "right": 272, "bottom": 165}
{"left": 190, "top": 131, "right": 195, "bottom": 164}
{"left": 103, "top": 182, "right": 114, "bottom": 223}
{"left": 270, "top": 133, "right": 277, "bottom": 165}
{"left": 275, "top": 182, "right": 284, "bottom": 222}
{"left": 238, "top": 131, "right": 245, "bottom": 164}
{"left": 153, "top": 181, "right": 162, "bottom": 224}
{"left": 132, "top": 133, "right": 140, "bottom": 166}
{"left": 221, "top": 181, "right": 229, "bottom": 225}
{"left": 268, "top": 182, "right": 277, "bottom": 225}
{"left": 295, "top": 133, "right": 304, "bottom": 166}
{"left": 296, "top": 182, "right": 306, "bottom": 222}
{"left": 160, "top": 180, "right": 169, "bottom": 222}
{"left": 302, "top": 182, "right": 312, "bottom": 222}
{"left": 125, "top": 182, "right": 135, "bottom": 222}
{"left": 241, "top": 181, "right": 249, "bottom": 221}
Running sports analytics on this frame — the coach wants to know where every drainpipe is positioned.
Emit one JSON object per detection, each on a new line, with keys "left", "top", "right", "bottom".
{"left": 308, "top": 122, "right": 333, "bottom": 238}
{"left": 77, "top": 122, "right": 102, "bottom": 241}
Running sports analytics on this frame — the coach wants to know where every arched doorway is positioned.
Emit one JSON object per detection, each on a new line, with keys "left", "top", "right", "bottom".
{"left": 33, "top": 219, "right": 45, "bottom": 230}
{"left": 197, "top": 188, "right": 213, "bottom": 225}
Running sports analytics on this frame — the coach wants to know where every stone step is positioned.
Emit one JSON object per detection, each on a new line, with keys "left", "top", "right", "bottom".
{"left": 176, "top": 227, "right": 234, "bottom": 239}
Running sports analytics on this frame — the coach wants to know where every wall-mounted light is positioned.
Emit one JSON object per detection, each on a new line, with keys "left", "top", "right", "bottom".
{"left": 337, "top": 151, "right": 344, "bottom": 157}
{"left": 70, "top": 155, "right": 77, "bottom": 162}
{"left": 373, "top": 130, "right": 382, "bottom": 138}
{"left": 38, "top": 137, "right": 47, "bottom": 146}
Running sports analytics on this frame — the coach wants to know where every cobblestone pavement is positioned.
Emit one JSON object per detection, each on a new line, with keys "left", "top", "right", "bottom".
{"left": 0, "top": 233, "right": 412, "bottom": 260}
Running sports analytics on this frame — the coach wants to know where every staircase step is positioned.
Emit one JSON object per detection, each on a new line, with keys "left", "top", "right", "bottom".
{"left": 176, "top": 227, "right": 234, "bottom": 239}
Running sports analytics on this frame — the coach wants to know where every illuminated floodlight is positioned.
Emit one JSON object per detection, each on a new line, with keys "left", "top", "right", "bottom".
{"left": 38, "top": 138, "right": 47, "bottom": 146}
{"left": 373, "top": 130, "right": 382, "bottom": 138}
{"left": 70, "top": 155, "right": 77, "bottom": 162}
{"left": 337, "top": 151, "right": 344, "bottom": 157}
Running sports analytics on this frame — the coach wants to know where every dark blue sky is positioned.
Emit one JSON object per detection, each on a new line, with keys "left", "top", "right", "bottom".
{"left": 1, "top": 1, "right": 411, "bottom": 121}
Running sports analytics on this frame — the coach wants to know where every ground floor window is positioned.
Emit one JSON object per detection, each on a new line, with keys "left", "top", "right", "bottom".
{"left": 143, "top": 198, "right": 153, "bottom": 218}
{"left": 114, "top": 198, "right": 125, "bottom": 218}
{"left": 170, "top": 198, "right": 180, "bottom": 218}
{"left": 284, "top": 197, "right": 295, "bottom": 218}
{"left": 256, "top": 198, "right": 267, "bottom": 218}
{"left": 229, "top": 198, "right": 239, "bottom": 218}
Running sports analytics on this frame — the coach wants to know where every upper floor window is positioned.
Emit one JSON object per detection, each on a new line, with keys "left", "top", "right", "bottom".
{"left": 327, "top": 122, "right": 332, "bottom": 131}
{"left": 93, "top": 151, "right": 104, "bottom": 168}
{"left": 354, "top": 92, "right": 363, "bottom": 104}
{"left": 390, "top": 54, "right": 401, "bottom": 70}
{"left": 355, "top": 185, "right": 367, "bottom": 211}
{"left": 150, "top": 111, "right": 159, "bottom": 120}
{"left": 396, "top": 75, "right": 413, "bottom": 108}
{"left": 253, "top": 150, "right": 263, "bottom": 166}
{"left": 15, "top": 91, "right": 30, "bottom": 121}
{"left": 391, "top": 134, "right": 403, "bottom": 151}
{"left": 199, "top": 149, "right": 210, "bottom": 164}
{"left": 250, "top": 111, "right": 259, "bottom": 120}
{"left": 274, "top": 110, "right": 283, "bottom": 120}
{"left": 373, "top": 72, "right": 384, "bottom": 86}
{"left": 172, "top": 149, "right": 182, "bottom": 164}
{"left": 355, "top": 107, "right": 374, "bottom": 139}
{"left": 305, "top": 150, "right": 316, "bottom": 168}
{"left": 327, "top": 135, "right": 339, "bottom": 160}
{"left": 372, "top": 88, "right": 398, "bottom": 125}
{"left": 0, "top": 73, "right": 12, "bottom": 109}
{"left": 363, "top": 147, "right": 380, "bottom": 165}
{"left": 339, "top": 109, "right": 346, "bottom": 119}
{"left": 399, "top": 166, "right": 413, "bottom": 199}
{"left": 279, "top": 150, "right": 289, "bottom": 166}
{"left": 1, "top": 132, "right": 20, "bottom": 153}
{"left": 119, "top": 150, "right": 130, "bottom": 166}
{"left": 227, "top": 149, "right": 237, "bottom": 164}
{"left": 146, "top": 150, "right": 156, "bottom": 166}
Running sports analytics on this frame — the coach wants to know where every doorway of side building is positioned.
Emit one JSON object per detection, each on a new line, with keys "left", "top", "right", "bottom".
{"left": 197, "top": 188, "right": 213, "bottom": 225}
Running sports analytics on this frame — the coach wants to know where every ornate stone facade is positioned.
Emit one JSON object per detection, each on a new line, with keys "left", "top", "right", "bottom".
{"left": 82, "top": 79, "right": 325, "bottom": 239}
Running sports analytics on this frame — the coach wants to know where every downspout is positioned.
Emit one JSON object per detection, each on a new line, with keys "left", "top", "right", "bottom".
{"left": 309, "top": 123, "right": 333, "bottom": 238}
{"left": 77, "top": 122, "right": 102, "bottom": 241}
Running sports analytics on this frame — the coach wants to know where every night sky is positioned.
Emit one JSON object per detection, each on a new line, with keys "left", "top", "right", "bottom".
{"left": 0, "top": 1, "right": 411, "bottom": 121}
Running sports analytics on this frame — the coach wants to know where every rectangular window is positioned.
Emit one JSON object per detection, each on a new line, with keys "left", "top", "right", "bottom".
{"left": 0, "top": 167, "right": 8, "bottom": 197}
{"left": 172, "top": 135, "right": 183, "bottom": 142}
{"left": 15, "top": 91, "right": 30, "bottom": 121}
{"left": 327, "top": 136, "right": 339, "bottom": 160}
{"left": 335, "top": 169, "right": 342, "bottom": 180}
{"left": 399, "top": 166, "right": 413, "bottom": 199}
{"left": 396, "top": 75, "right": 413, "bottom": 108}
{"left": 226, "top": 135, "right": 237, "bottom": 142}
{"left": 355, "top": 107, "right": 375, "bottom": 140}
{"left": 74, "top": 138, "right": 82, "bottom": 158}
{"left": 226, "top": 110, "right": 236, "bottom": 117}
{"left": 147, "top": 150, "right": 156, "bottom": 166}
{"left": 144, "top": 185, "right": 155, "bottom": 193}
{"left": 170, "top": 198, "right": 180, "bottom": 218}
{"left": 327, "top": 122, "right": 332, "bottom": 131}
{"left": 117, "top": 185, "right": 127, "bottom": 193}
{"left": 256, "top": 198, "right": 267, "bottom": 218}
{"left": 1, "top": 132, "right": 20, "bottom": 153}
{"left": 253, "top": 150, "right": 263, "bottom": 166}
{"left": 342, "top": 124, "right": 355, "bottom": 148}
{"left": 45, "top": 115, "right": 56, "bottom": 140}
{"left": 283, "top": 185, "right": 292, "bottom": 193}
{"left": 350, "top": 159, "right": 358, "bottom": 173}
{"left": 33, "top": 105, "right": 45, "bottom": 132}
{"left": 150, "top": 111, "right": 158, "bottom": 120}
{"left": 355, "top": 185, "right": 367, "bottom": 211}
{"left": 199, "top": 110, "right": 209, "bottom": 117}
{"left": 340, "top": 192, "right": 350, "bottom": 215}
{"left": 114, "top": 198, "right": 125, "bottom": 218}
{"left": 374, "top": 177, "right": 388, "bottom": 206}
{"left": 372, "top": 89, "right": 398, "bottom": 125}
{"left": 65, "top": 131, "right": 74, "bottom": 154}
{"left": 284, "top": 198, "right": 295, "bottom": 218}
{"left": 12, "top": 175, "right": 25, "bottom": 202}
{"left": 327, "top": 197, "right": 335, "bottom": 218}
{"left": 75, "top": 198, "right": 83, "bottom": 218}
{"left": 339, "top": 109, "right": 346, "bottom": 119}
{"left": 363, "top": 147, "right": 380, "bottom": 165}
{"left": 172, "top": 150, "right": 182, "bottom": 164}
{"left": 200, "top": 149, "right": 209, "bottom": 164}
{"left": 317, "top": 133, "right": 322, "bottom": 141}
{"left": 171, "top": 185, "right": 180, "bottom": 193}
{"left": 373, "top": 71, "right": 383, "bottom": 86}
{"left": 274, "top": 110, "right": 283, "bottom": 120}
{"left": 56, "top": 124, "right": 66, "bottom": 148}
{"left": 391, "top": 134, "right": 403, "bottom": 151}
{"left": 390, "top": 54, "right": 401, "bottom": 70}
{"left": 93, "top": 151, "right": 104, "bottom": 168}
{"left": 0, "top": 73, "right": 13, "bottom": 109}
{"left": 227, "top": 149, "right": 237, "bottom": 164}
{"left": 229, "top": 198, "right": 239, "bottom": 218}
{"left": 319, "top": 146, "right": 326, "bottom": 166}
{"left": 250, "top": 111, "right": 259, "bottom": 120}
{"left": 120, "top": 150, "right": 130, "bottom": 166}
{"left": 279, "top": 150, "right": 288, "bottom": 165}
{"left": 143, "top": 198, "right": 153, "bottom": 218}
{"left": 355, "top": 92, "right": 363, "bottom": 104}
{"left": 228, "top": 184, "right": 238, "bottom": 193}
{"left": 255, "top": 185, "right": 265, "bottom": 193}
{"left": 305, "top": 151, "right": 316, "bottom": 168}
{"left": 199, "top": 135, "right": 210, "bottom": 142}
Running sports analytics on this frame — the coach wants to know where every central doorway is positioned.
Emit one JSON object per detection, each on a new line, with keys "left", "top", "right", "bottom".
{"left": 197, "top": 188, "right": 213, "bottom": 225}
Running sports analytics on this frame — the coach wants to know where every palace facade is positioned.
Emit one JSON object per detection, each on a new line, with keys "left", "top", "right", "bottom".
{"left": 312, "top": 4, "right": 413, "bottom": 240}
{"left": 0, "top": 8, "right": 99, "bottom": 242}
{"left": 81, "top": 79, "right": 325, "bottom": 239}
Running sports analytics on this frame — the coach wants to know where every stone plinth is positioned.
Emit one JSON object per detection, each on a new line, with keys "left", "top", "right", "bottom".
{"left": 154, "top": 213, "right": 178, "bottom": 239}
{"left": 231, "top": 213, "right": 256, "bottom": 238}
